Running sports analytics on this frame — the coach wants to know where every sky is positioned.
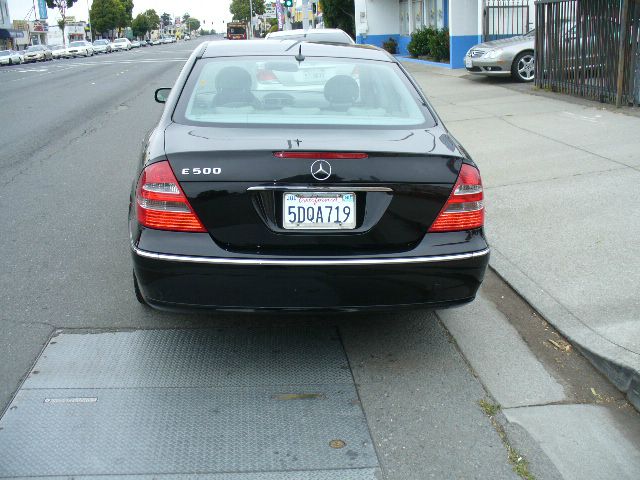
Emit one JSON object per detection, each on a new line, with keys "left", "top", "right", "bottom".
{"left": 7, "top": 0, "right": 234, "bottom": 33}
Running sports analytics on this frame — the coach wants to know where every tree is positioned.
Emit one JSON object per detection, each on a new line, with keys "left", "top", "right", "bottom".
{"left": 161, "top": 12, "right": 172, "bottom": 27}
{"left": 131, "top": 13, "right": 150, "bottom": 38}
{"left": 319, "top": 0, "right": 355, "bottom": 39}
{"left": 46, "top": 0, "right": 78, "bottom": 47}
{"left": 182, "top": 13, "right": 190, "bottom": 23}
{"left": 90, "top": 0, "right": 124, "bottom": 38}
{"left": 143, "top": 9, "right": 160, "bottom": 31}
{"left": 229, "top": 0, "right": 265, "bottom": 23}
{"left": 116, "top": 0, "right": 134, "bottom": 35}
{"left": 185, "top": 18, "right": 200, "bottom": 32}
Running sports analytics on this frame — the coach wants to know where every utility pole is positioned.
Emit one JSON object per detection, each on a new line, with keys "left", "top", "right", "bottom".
{"left": 86, "top": 0, "right": 92, "bottom": 41}
{"left": 302, "top": 0, "right": 309, "bottom": 30}
{"left": 249, "top": 0, "right": 254, "bottom": 38}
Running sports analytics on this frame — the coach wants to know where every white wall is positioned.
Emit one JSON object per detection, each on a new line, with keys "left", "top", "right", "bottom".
{"left": 355, "top": 0, "right": 400, "bottom": 38}
{"left": 46, "top": 25, "right": 86, "bottom": 45}
{"left": 449, "top": 0, "right": 479, "bottom": 37}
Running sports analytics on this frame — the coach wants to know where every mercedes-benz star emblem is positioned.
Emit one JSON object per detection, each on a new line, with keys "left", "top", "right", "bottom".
{"left": 310, "top": 160, "right": 332, "bottom": 181}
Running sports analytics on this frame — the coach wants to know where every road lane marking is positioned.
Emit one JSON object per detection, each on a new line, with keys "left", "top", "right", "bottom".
{"left": 4, "top": 58, "right": 190, "bottom": 82}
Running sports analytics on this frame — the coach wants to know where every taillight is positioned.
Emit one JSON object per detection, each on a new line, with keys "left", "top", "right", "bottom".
{"left": 135, "top": 160, "right": 206, "bottom": 232}
{"left": 257, "top": 68, "right": 278, "bottom": 83}
{"left": 429, "top": 164, "right": 484, "bottom": 232}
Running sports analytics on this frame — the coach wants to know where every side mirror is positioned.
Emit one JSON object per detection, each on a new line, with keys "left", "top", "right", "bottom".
{"left": 155, "top": 88, "right": 171, "bottom": 103}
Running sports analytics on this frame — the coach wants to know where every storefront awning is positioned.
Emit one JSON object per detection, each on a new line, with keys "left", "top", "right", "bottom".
{"left": 0, "top": 29, "right": 25, "bottom": 39}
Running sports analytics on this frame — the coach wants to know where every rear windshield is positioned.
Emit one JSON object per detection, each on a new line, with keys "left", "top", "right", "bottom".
{"left": 27, "top": 46, "right": 44, "bottom": 51}
{"left": 228, "top": 27, "right": 245, "bottom": 34}
{"left": 174, "top": 57, "right": 433, "bottom": 128}
{"left": 94, "top": 40, "right": 108, "bottom": 45}
{"left": 114, "top": 38, "right": 126, "bottom": 43}
{"left": 0, "top": 50, "right": 9, "bottom": 56}
{"left": 69, "top": 42, "right": 84, "bottom": 47}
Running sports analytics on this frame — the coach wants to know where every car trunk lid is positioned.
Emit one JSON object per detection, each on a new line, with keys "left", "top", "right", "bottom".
{"left": 163, "top": 123, "right": 464, "bottom": 254}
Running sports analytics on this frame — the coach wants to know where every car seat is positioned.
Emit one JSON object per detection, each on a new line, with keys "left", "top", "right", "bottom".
{"left": 323, "top": 75, "right": 359, "bottom": 111}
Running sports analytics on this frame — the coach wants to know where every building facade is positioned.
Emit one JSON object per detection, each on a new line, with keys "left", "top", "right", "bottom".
{"left": 354, "top": 0, "right": 534, "bottom": 68}
{"left": 11, "top": 20, "right": 49, "bottom": 48}
{"left": 47, "top": 21, "right": 88, "bottom": 45}
{"left": 0, "top": 0, "right": 15, "bottom": 48}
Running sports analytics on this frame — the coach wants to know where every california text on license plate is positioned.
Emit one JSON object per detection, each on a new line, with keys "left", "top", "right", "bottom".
{"left": 283, "top": 192, "right": 356, "bottom": 230}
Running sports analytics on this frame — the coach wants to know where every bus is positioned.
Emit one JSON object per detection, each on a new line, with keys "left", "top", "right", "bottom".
{"left": 227, "top": 22, "right": 247, "bottom": 40}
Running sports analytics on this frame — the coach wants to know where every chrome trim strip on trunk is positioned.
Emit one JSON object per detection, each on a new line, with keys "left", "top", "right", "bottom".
{"left": 131, "top": 246, "right": 490, "bottom": 266}
{"left": 247, "top": 186, "right": 393, "bottom": 192}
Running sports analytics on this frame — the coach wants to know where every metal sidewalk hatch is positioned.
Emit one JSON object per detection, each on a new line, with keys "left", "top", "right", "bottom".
{"left": 0, "top": 328, "right": 380, "bottom": 479}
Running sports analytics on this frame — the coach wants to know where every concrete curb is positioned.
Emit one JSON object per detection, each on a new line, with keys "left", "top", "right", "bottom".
{"left": 489, "top": 248, "right": 640, "bottom": 411}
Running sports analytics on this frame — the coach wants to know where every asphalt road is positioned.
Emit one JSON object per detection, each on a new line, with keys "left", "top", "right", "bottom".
{"left": 0, "top": 39, "right": 535, "bottom": 479}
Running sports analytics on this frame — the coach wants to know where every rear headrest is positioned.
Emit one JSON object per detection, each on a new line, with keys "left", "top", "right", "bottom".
{"left": 215, "top": 66, "right": 252, "bottom": 91}
{"left": 324, "top": 75, "right": 359, "bottom": 105}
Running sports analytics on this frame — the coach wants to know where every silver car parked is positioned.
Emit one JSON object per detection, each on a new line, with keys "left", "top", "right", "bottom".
{"left": 464, "top": 30, "right": 535, "bottom": 82}
{"left": 92, "top": 39, "right": 112, "bottom": 54}
{"left": 23, "top": 44, "right": 53, "bottom": 63}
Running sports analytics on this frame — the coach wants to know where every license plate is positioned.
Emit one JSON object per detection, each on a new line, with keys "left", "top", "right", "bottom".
{"left": 302, "top": 69, "right": 326, "bottom": 82}
{"left": 283, "top": 192, "right": 356, "bottom": 230}
{"left": 465, "top": 57, "right": 473, "bottom": 68}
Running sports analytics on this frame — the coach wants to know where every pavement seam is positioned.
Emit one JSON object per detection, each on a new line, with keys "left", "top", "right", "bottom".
{"left": 335, "top": 327, "right": 388, "bottom": 480}
{"left": 0, "top": 328, "right": 55, "bottom": 420}
{"left": 0, "top": 317, "right": 57, "bottom": 329}
{"left": 496, "top": 115, "right": 636, "bottom": 169}
{"left": 444, "top": 106, "right": 637, "bottom": 171}
{"left": 484, "top": 165, "right": 632, "bottom": 190}
{"left": 435, "top": 312, "right": 537, "bottom": 479}
{"left": 487, "top": 253, "right": 640, "bottom": 359}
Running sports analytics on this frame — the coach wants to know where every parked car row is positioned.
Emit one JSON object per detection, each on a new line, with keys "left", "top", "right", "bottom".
{"left": 1, "top": 37, "right": 166, "bottom": 66}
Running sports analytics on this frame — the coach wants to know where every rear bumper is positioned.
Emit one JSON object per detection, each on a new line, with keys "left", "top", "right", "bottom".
{"left": 132, "top": 245, "right": 489, "bottom": 312}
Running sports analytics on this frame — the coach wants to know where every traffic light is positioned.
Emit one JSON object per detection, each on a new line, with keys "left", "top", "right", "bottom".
{"left": 284, "top": 0, "right": 293, "bottom": 7}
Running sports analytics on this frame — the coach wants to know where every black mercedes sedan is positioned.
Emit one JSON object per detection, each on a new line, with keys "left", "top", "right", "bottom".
{"left": 129, "top": 40, "right": 489, "bottom": 312}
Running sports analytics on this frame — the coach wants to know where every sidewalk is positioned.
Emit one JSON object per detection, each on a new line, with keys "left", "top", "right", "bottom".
{"left": 402, "top": 61, "right": 640, "bottom": 409}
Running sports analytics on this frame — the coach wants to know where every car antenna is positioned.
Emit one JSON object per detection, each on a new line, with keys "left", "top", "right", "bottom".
{"left": 295, "top": 44, "right": 305, "bottom": 62}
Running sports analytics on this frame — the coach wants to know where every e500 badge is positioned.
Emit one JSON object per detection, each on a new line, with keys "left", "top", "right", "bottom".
{"left": 181, "top": 167, "right": 221, "bottom": 175}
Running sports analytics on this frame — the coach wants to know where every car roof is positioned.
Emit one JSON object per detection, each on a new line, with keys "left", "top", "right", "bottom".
{"left": 268, "top": 28, "right": 347, "bottom": 37}
{"left": 201, "top": 40, "right": 390, "bottom": 62}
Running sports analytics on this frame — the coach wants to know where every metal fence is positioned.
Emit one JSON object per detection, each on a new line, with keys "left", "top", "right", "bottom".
{"left": 535, "top": 0, "right": 640, "bottom": 106}
{"left": 483, "top": 0, "right": 532, "bottom": 41}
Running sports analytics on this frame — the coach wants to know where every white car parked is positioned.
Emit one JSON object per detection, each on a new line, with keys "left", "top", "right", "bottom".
{"left": 66, "top": 40, "right": 94, "bottom": 57}
{"left": 0, "top": 49, "right": 23, "bottom": 65}
{"left": 112, "top": 38, "right": 132, "bottom": 51}
{"left": 49, "top": 44, "right": 69, "bottom": 59}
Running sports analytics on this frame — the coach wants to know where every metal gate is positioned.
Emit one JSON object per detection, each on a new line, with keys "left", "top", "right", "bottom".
{"left": 534, "top": 0, "right": 640, "bottom": 107}
{"left": 484, "top": 0, "right": 532, "bottom": 41}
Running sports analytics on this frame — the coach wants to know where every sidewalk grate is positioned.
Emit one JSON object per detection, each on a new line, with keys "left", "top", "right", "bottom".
{"left": 0, "top": 328, "right": 378, "bottom": 478}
